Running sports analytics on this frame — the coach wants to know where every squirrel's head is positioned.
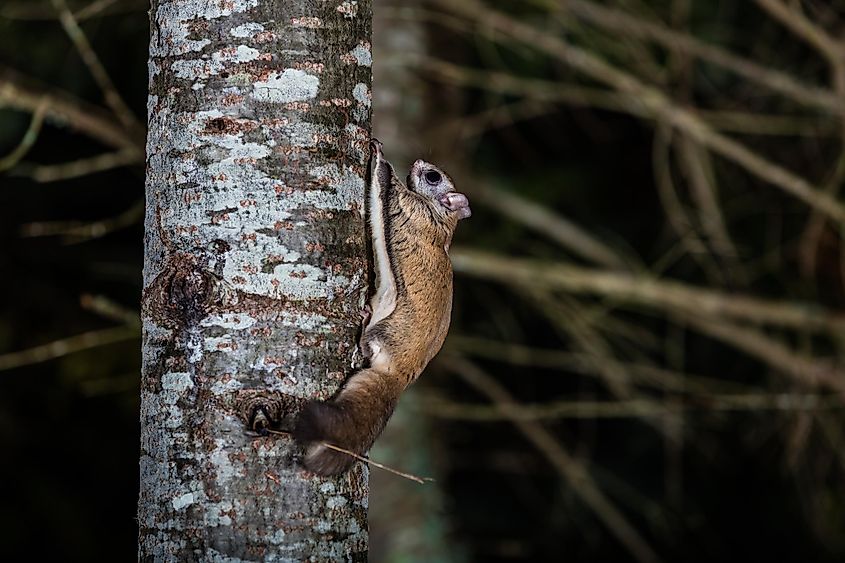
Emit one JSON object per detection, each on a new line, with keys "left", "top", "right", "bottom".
{"left": 407, "top": 160, "right": 472, "bottom": 220}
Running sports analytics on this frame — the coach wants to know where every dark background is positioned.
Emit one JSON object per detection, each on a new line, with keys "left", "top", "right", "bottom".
{"left": 3, "top": 1, "right": 845, "bottom": 561}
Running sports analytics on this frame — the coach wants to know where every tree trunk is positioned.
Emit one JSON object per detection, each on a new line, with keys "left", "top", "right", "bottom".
{"left": 139, "top": 1, "right": 372, "bottom": 560}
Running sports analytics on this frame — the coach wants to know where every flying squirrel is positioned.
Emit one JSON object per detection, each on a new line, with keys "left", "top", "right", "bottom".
{"left": 293, "top": 139, "right": 471, "bottom": 476}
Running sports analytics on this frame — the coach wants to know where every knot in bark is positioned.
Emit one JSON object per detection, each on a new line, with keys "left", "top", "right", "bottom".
{"left": 143, "top": 252, "right": 229, "bottom": 329}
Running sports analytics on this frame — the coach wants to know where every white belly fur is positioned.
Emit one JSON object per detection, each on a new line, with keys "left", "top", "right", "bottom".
{"left": 367, "top": 167, "right": 397, "bottom": 329}
{"left": 368, "top": 341, "right": 392, "bottom": 373}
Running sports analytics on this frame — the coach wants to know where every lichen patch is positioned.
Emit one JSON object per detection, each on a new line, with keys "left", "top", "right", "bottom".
{"left": 252, "top": 69, "right": 320, "bottom": 104}
{"left": 230, "top": 22, "right": 265, "bottom": 38}
{"left": 150, "top": 0, "right": 259, "bottom": 57}
{"left": 172, "top": 492, "right": 195, "bottom": 510}
{"left": 201, "top": 312, "right": 258, "bottom": 330}
{"left": 336, "top": 1, "right": 359, "bottom": 18}
{"left": 345, "top": 42, "right": 372, "bottom": 67}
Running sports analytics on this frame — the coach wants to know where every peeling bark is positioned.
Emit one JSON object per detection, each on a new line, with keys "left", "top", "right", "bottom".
{"left": 139, "top": 0, "right": 372, "bottom": 560}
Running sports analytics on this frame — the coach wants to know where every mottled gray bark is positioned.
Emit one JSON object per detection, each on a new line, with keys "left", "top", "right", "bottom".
{"left": 139, "top": 0, "right": 372, "bottom": 560}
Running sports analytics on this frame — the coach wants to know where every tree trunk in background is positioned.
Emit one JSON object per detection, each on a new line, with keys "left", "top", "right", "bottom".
{"left": 369, "top": 2, "right": 465, "bottom": 560}
{"left": 139, "top": 0, "right": 372, "bottom": 560}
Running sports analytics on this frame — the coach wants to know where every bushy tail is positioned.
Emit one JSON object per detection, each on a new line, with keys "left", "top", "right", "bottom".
{"left": 293, "top": 368, "right": 406, "bottom": 476}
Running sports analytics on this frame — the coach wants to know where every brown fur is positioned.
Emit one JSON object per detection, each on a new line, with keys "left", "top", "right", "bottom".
{"left": 293, "top": 141, "right": 469, "bottom": 475}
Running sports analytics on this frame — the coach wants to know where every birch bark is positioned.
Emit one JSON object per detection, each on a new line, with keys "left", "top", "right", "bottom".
{"left": 139, "top": 0, "right": 372, "bottom": 560}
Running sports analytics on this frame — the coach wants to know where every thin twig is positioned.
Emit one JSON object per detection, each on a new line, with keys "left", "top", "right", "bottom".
{"left": 449, "top": 99, "right": 556, "bottom": 141}
{"left": 433, "top": 0, "right": 845, "bottom": 223}
{"left": 528, "top": 289, "right": 688, "bottom": 444}
{"left": 0, "top": 326, "right": 138, "bottom": 372}
{"left": 409, "top": 56, "right": 650, "bottom": 118}
{"left": 679, "top": 314, "right": 845, "bottom": 396}
{"left": 450, "top": 248, "right": 845, "bottom": 333}
{"left": 546, "top": 0, "right": 843, "bottom": 114}
{"left": 653, "top": 124, "right": 725, "bottom": 283}
{"left": 14, "top": 149, "right": 140, "bottom": 182}
{"left": 529, "top": 289, "right": 636, "bottom": 399}
{"left": 80, "top": 294, "right": 140, "bottom": 327}
{"left": 445, "top": 355, "right": 662, "bottom": 563}
{"left": 413, "top": 57, "right": 838, "bottom": 138}
{"left": 21, "top": 199, "right": 144, "bottom": 243}
{"left": 0, "top": 99, "right": 49, "bottom": 172}
{"left": 319, "top": 442, "right": 434, "bottom": 484}
{"left": 446, "top": 334, "right": 752, "bottom": 394}
{"left": 0, "top": 66, "right": 143, "bottom": 150}
{"left": 75, "top": 0, "right": 120, "bottom": 20}
{"left": 677, "top": 134, "right": 748, "bottom": 284}
{"left": 475, "top": 184, "right": 631, "bottom": 270}
{"left": 420, "top": 392, "right": 840, "bottom": 421}
{"left": 1, "top": 0, "right": 142, "bottom": 20}
{"left": 51, "top": 0, "right": 142, "bottom": 133}
{"left": 265, "top": 430, "right": 434, "bottom": 484}
{"left": 753, "top": 0, "right": 844, "bottom": 64}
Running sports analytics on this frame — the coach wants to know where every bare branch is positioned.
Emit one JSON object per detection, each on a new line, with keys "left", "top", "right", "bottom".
{"left": 0, "top": 99, "right": 48, "bottom": 172}
{"left": 0, "top": 66, "right": 143, "bottom": 150}
{"left": 446, "top": 334, "right": 752, "bottom": 394}
{"left": 475, "top": 184, "right": 631, "bottom": 270}
{"left": 679, "top": 314, "right": 845, "bottom": 396}
{"left": 14, "top": 149, "right": 141, "bottom": 182}
{"left": 21, "top": 199, "right": 144, "bottom": 243}
{"left": 693, "top": 110, "right": 837, "bottom": 137}
{"left": 1, "top": 0, "right": 142, "bottom": 21}
{"left": 415, "top": 57, "right": 839, "bottom": 138}
{"left": 450, "top": 248, "right": 845, "bottom": 333}
{"left": 80, "top": 293, "right": 140, "bottom": 327}
{"left": 51, "top": 0, "right": 143, "bottom": 133}
{"left": 444, "top": 355, "right": 662, "bottom": 563}
{"left": 75, "top": 0, "right": 121, "bottom": 20}
{"left": 0, "top": 326, "right": 138, "bottom": 372}
{"left": 421, "top": 392, "right": 839, "bottom": 421}
{"left": 394, "top": 1, "right": 842, "bottom": 114}
{"left": 677, "top": 134, "right": 748, "bottom": 284}
{"left": 753, "top": 0, "right": 844, "bottom": 65}
{"left": 433, "top": 0, "right": 845, "bottom": 223}
{"left": 552, "top": 0, "right": 843, "bottom": 114}
{"left": 798, "top": 141, "right": 845, "bottom": 277}
{"left": 653, "top": 124, "right": 725, "bottom": 283}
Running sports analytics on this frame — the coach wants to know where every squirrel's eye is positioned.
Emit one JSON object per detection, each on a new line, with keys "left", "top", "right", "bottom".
{"left": 424, "top": 170, "right": 442, "bottom": 184}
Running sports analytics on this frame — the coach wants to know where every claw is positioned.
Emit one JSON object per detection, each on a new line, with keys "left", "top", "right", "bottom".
{"left": 359, "top": 304, "right": 373, "bottom": 360}
{"left": 249, "top": 406, "right": 272, "bottom": 435}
